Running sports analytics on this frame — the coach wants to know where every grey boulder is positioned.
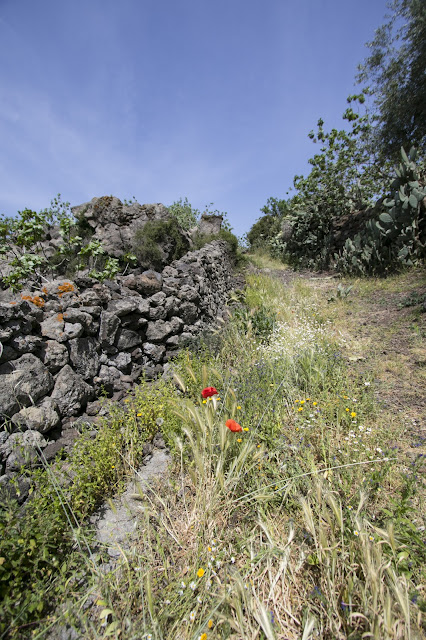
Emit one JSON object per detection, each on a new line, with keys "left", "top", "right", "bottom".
{"left": 11, "top": 398, "right": 60, "bottom": 433}
{"left": 51, "top": 365, "right": 94, "bottom": 416}
{"left": 69, "top": 337, "right": 100, "bottom": 380}
{"left": 0, "top": 354, "right": 54, "bottom": 417}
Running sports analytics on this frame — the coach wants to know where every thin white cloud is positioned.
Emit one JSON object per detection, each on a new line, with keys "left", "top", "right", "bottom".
{"left": 0, "top": 83, "right": 254, "bottom": 215}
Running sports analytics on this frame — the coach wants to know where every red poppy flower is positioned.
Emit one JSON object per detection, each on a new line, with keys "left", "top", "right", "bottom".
{"left": 226, "top": 419, "right": 243, "bottom": 432}
{"left": 201, "top": 387, "right": 218, "bottom": 398}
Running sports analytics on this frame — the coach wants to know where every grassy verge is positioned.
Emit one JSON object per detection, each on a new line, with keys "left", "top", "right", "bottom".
{"left": 1, "top": 259, "right": 425, "bottom": 639}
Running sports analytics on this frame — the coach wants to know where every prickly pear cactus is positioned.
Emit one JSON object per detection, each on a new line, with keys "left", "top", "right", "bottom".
{"left": 377, "top": 147, "right": 426, "bottom": 264}
{"left": 335, "top": 146, "right": 426, "bottom": 274}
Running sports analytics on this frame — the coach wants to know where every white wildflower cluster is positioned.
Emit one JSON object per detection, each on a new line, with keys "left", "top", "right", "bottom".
{"left": 258, "top": 317, "right": 333, "bottom": 360}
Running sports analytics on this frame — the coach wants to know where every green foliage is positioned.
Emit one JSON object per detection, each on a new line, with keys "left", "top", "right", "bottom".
{"left": 168, "top": 197, "right": 200, "bottom": 231}
{"left": 357, "top": 0, "right": 426, "bottom": 162}
{"left": 398, "top": 290, "right": 426, "bottom": 308}
{"left": 78, "top": 238, "right": 104, "bottom": 262}
{"left": 75, "top": 238, "right": 120, "bottom": 281}
{"left": 253, "top": 95, "right": 390, "bottom": 270}
{"left": 1, "top": 195, "right": 239, "bottom": 289}
{"left": 0, "top": 485, "right": 77, "bottom": 636}
{"left": 122, "top": 196, "right": 137, "bottom": 206}
{"left": 68, "top": 382, "right": 164, "bottom": 516}
{"left": 281, "top": 204, "right": 335, "bottom": 270}
{"left": 246, "top": 214, "right": 281, "bottom": 250}
{"left": 327, "top": 283, "right": 354, "bottom": 302}
{"left": 0, "top": 379, "right": 166, "bottom": 636}
{"left": 2, "top": 253, "right": 47, "bottom": 291}
{"left": 2, "top": 271, "right": 425, "bottom": 638}
{"left": 132, "top": 219, "right": 190, "bottom": 270}
{"left": 260, "top": 196, "right": 290, "bottom": 217}
{"left": 88, "top": 257, "right": 120, "bottom": 282}
{"left": 0, "top": 206, "right": 53, "bottom": 290}
{"left": 0, "top": 195, "right": 85, "bottom": 289}
{"left": 232, "top": 302, "right": 277, "bottom": 343}
{"left": 293, "top": 97, "right": 384, "bottom": 216}
{"left": 192, "top": 228, "right": 239, "bottom": 256}
{"left": 251, "top": 3, "right": 425, "bottom": 274}
{"left": 336, "top": 146, "right": 426, "bottom": 274}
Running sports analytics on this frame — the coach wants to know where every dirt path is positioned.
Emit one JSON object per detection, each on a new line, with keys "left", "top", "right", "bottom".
{"left": 268, "top": 264, "right": 426, "bottom": 456}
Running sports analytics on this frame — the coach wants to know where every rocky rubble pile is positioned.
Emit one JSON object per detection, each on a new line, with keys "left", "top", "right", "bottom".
{"left": 0, "top": 240, "right": 234, "bottom": 499}
{"left": 70, "top": 196, "right": 182, "bottom": 259}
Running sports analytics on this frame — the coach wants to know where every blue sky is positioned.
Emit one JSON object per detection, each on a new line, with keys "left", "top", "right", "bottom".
{"left": 0, "top": 0, "right": 389, "bottom": 238}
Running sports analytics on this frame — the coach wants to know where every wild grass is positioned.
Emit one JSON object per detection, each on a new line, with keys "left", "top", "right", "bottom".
{"left": 246, "top": 252, "right": 290, "bottom": 271}
{"left": 1, "top": 266, "right": 425, "bottom": 639}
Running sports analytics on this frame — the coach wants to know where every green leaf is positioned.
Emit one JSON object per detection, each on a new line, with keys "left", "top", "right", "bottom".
{"left": 379, "top": 213, "right": 393, "bottom": 224}
{"left": 399, "top": 186, "right": 407, "bottom": 201}
{"left": 99, "top": 608, "right": 114, "bottom": 619}
{"left": 409, "top": 194, "right": 418, "bottom": 208}
{"left": 104, "top": 621, "right": 120, "bottom": 636}
{"left": 400, "top": 147, "right": 409, "bottom": 164}
{"left": 413, "top": 188, "right": 426, "bottom": 201}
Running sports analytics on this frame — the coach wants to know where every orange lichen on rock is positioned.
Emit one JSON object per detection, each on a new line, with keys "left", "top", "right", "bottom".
{"left": 57, "top": 313, "right": 64, "bottom": 322}
{"left": 21, "top": 294, "right": 45, "bottom": 308}
{"left": 57, "top": 282, "right": 74, "bottom": 297}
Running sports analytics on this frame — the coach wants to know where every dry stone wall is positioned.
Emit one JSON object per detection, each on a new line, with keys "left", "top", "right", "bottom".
{"left": 0, "top": 240, "right": 234, "bottom": 494}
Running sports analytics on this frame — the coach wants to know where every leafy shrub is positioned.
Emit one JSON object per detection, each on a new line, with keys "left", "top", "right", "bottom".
{"left": 252, "top": 94, "right": 393, "bottom": 269}
{"left": 281, "top": 204, "right": 334, "bottom": 270}
{"left": 0, "top": 483, "right": 76, "bottom": 636}
{"left": 168, "top": 197, "right": 200, "bottom": 231}
{"left": 192, "top": 228, "right": 239, "bottom": 256}
{"left": 335, "top": 147, "right": 426, "bottom": 274}
{"left": 246, "top": 214, "right": 281, "bottom": 250}
{"left": 0, "top": 195, "right": 118, "bottom": 289}
{"left": 0, "top": 378, "right": 166, "bottom": 636}
{"left": 132, "top": 219, "right": 190, "bottom": 270}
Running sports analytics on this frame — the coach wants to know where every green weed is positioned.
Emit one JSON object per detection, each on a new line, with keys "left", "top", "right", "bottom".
{"left": 2, "top": 268, "right": 424, "bottom": 639}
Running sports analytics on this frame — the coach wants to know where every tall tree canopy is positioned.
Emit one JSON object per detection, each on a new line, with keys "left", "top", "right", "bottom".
{"left": 357, "top": 0, "right": 426, "bottom": 162}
